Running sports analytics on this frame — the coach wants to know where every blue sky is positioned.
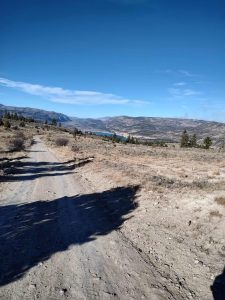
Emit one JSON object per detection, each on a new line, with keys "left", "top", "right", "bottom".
{"left": 0, "top": 0, "right": 224, "bottom": 120}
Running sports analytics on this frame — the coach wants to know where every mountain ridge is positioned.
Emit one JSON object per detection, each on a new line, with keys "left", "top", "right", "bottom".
{"left": 1, "top": 103, "right": 225, "bottom": 143}
{"left": 0, "top": 103, "right": 70, "bottom": 122}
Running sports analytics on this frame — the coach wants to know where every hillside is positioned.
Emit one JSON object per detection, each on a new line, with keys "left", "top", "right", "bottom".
{"left": 0, "top": 107, "right": 225, "bottom": 299}
{"left": 0, "top": 104, "right": 70, "bottom": 122}
{"left": 66, "top": 116, "right": 225, "bottom": 144}
{"left": 1, "top": 103, "right": 225, "bottom": 144}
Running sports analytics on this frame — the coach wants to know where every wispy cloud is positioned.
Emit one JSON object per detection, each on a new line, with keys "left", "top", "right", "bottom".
{"left": 0, "top": 77, "right": 147, "bottom": 105}
{"left": 168, "top": 87, "right": 202, "bottom": 98}
{"left": 156, "top": 69, "right": 197, "bottom": 77}
{"left": 173, "top": 82, "right": 187, "bottom": 86}
{"left": 155, "top": 69, "right": 173, "bottom": 74}
{"left": 178, "top": 70, "right": 196, "bottom": 77}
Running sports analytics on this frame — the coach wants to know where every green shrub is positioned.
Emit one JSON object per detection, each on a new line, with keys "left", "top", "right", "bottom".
{"left": 180, "top": 130, "right": 189, "bottom": 147}
{"left": 203, "top": 137, "right": 212, "bottom": 149}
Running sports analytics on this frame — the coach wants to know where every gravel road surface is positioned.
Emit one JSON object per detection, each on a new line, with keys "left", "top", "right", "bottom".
{"left": 0, "top": 138, "right": 174, "bottom": 300}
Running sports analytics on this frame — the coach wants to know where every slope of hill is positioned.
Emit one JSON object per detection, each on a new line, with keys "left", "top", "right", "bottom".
{"left": 66, "top": 116, "right": 225, "bottom": 143}
{"left": 66, "top": 117, "right": 107, "bottom": 132}
{"left": 1, "top": 103, "right": 225, "bottom": 143}
{"left": 0, "top": 104, "right": 70, "bottom": 122}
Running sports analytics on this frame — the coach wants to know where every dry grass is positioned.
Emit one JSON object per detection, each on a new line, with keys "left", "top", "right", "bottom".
{"left": 45, "top": 131, "right": 225, "bottom": 194}
{"left": 209, "top": 210, "right": 223, "bottom": 218}
{"left": 1, "top": 124, "right": 225, "bottom": 299}
{"left": 215, "top": 196, "right": 225, "bottom": 206}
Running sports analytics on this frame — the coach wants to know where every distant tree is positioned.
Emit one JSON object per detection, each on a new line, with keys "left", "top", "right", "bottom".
{"left": 19, "top": 116, "right": 26, "bottom": 122}
{"left": 127, "top": 135, "right": 136, "bottom": 144}
{"left": 45, "top": 120, "right": 48, "bottom": 125}
{"left": 112, "top": 133, "right": 121, "bottom": 143}
{"left": 12, "top": 112, "right": 19, "bottom": 120}
{"left": 180, "top": 130, "right": 189, "bottom": 148}
{"left": 190, "top": 134, "right": 197, "bottom": 147}
{"left": 0, "top": 118, "right": 3, "bottom": 126}
{"left": 4, "top": 111, "right": 11, "bottom": 119}
{"left": 4, "top": 119, "right": 11, "bottom": 129}
{"left": 73, "top": 128, "right": 77, "bottom": 137}
{"left": 203, "top": 136, "right": 212, "bottom": 149}
{"left": 130, "top": 136, "right": 136, "bottom": 144}
{"left": 58, "top": 122, "right": 62, "bottom": 128}
{"left": 51, "top": 118, "right": 57, "bottom": 126}
{"left": 127, "top": 135, "right": 131, "bottom": 143}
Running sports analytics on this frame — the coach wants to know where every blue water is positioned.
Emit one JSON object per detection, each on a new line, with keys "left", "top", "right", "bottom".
{"left": 92, "top": 131, "right": 127, "bottom": 141}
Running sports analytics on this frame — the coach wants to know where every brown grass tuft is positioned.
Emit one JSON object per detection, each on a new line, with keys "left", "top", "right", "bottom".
{"left": 209, "top": 210, "right": 223, "bottom": 218}
{"left": 215, "top": 196, "right": 225, "bottom": 207}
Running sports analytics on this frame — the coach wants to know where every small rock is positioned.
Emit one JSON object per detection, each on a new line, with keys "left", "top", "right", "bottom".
{"left": 59, "top": 288, "right": 68, "bottom": 295}
{"left": 194, "top": 259, "right": 199, "bottom": 264}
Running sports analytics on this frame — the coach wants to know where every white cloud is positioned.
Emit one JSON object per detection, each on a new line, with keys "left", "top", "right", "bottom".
{"left": 155, "top": 69, "right": 173, "bottom": 74}
{"left": 168, "top": 88, "right": 181, "bottom": 97}
{"left": 173, "top": 82, "right": 187, "bottom": 86}
{"left": 168, "top": 87, "right": 202, "bottom": 98}
{"left": 0, "top": 77, "right": 148, "bottom": 105}
{"left": 182, "top": 89, "right": 202, "bottom": 96}
{"left": 178, "top": 70, "right": 196, "bottom": 77}
{"left": 156, "top": 69, "right": 197, "bottom": 77}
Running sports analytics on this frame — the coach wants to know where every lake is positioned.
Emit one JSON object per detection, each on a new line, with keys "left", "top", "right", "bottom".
{"left": 92, "top": 131, "right": 127, "bottom": 141}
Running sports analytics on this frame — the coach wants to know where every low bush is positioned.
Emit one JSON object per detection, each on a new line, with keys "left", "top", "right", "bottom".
{"left": 71, "top": 145, "right": 79, "bottom": 152}
{"left": 8, "top": 137, "right": 25, "bottom": 151}
{"left": 4, "top": 119, "right": 11, "bottom": 129}
{"left": 16, "top": 131, "right": 26, "bottom": 139}
{"left": 55, "top": 137, "right": 69, "bottom": 146}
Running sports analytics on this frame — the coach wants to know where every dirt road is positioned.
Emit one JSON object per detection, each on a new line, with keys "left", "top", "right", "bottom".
{"left": 0, "top": 137, "right": 176, "bottom": 300}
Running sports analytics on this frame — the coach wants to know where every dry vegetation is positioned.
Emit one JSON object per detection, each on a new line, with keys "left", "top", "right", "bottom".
{"left": 44, "top": 130, "right": 225, "bottom": 299}
{"left": 0, "top": 124, "right": 35, "bottom": 176}
{"left": 1, "top": 122, "right": 225, "bottom": 299}
{"left": 215, "top": 196, "right": 225, "bottom": 206}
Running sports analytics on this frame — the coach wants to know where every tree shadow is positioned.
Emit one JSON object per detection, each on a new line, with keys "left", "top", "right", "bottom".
{"left": 0, "top": 156, "right": 28, "bottom": 162}
{"left": 211, "top": 267, "right": 225, "bottom": 300}
{"left": 0, "top": 185, "right": 139, "bottom": 286}
{"left": 0, "top": 159, "right": 90, "bottom": 182}
{"left": 1, "top": 172, "right": 74, "bottom": 182}
{"left": 25, "top": 150, "right": 46, "bottom": 153}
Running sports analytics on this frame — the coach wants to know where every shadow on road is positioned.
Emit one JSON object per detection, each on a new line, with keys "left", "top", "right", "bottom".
{"left": 211, "top": 267, "right": 225, "bottom": 300}
{"left": 0, "top": 159, "right": 88, "bottom": 182}
{"left": 0, "top": 156, "right": 28, "bottom": 162}
{"left": 1, "top": 172, "right": 74, "bottom": 181}
{"left": 0, "top": 185, "right": 139, "bottom": 286}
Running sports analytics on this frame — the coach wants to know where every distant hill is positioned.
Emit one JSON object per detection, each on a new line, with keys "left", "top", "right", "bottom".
{"left": 65, "top": 116, "right": 225, "bottom": 144}
{"left": 1, "top": 103, "right": 225, "bottom": 144}
{"left": 0, "top": 104, "right": 70, "bottom": 122}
